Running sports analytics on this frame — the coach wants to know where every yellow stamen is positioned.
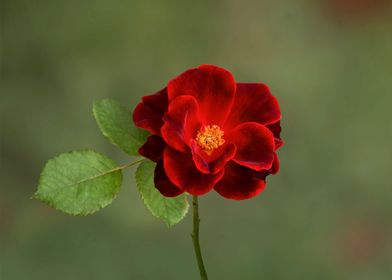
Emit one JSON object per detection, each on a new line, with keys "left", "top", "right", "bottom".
{"left": 195, "top": 125, "right": 225, "bottom": 155}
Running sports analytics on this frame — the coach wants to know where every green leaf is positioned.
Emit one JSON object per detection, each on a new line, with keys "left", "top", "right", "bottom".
{"left": 135, "top": 160, "right": 189, "bottom": 227}
{"left": 93, "top": 99, "right": 150, "bottom": 156}
{"left": 34, "top": 150, "right": 123, "bottom": 216}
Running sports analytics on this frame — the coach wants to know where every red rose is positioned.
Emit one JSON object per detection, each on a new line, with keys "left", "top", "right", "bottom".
{"left": 133, "top": 65, "right": 282, "bottom": 200}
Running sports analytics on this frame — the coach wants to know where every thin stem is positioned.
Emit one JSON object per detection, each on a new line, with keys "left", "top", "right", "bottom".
{"left": 191, "top": 195, "right": 209, "bottom": 280}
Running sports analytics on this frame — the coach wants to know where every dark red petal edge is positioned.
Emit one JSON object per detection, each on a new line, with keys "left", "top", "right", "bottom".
{"left": 214, "top": 161, "right": 267, "bottom": 200}
{"left": 266, "top": 121, "right": 283, "bottom": 149}
{"left": 163, "top": 146, "right": 224, "bottom": 195}
{"left": 154, "top": 161, "right": 184, "bottom": 197}
{"left": 224, "top": 83, "right": 281, "bottom": 130}
{"left": 133, "top": 88, "right": 168, "bottom": 135}
{"left": 138, "top": 135, "right": 166, "bottom": 162}
{"left": 228, "top": 122, "right": 275, "bottom": 171}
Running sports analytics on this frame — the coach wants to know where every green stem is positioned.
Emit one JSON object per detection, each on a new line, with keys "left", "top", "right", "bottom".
{"left": 191, "top": 195, "right": 209, "bottom": 280}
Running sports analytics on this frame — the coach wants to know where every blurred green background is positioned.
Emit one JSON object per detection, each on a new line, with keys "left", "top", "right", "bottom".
{"left": 1, "top": 0, "right": 392, "bottom": 279}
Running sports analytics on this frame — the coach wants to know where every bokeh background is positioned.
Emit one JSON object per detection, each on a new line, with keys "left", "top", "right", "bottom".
{"left": 2, "top": 0, "right": 392, "bottom": 279}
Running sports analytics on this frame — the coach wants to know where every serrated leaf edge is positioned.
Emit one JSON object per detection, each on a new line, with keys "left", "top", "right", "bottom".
{"left": 135, "top": 160, "right": 189, "bottom": 227}
{"left": 34, "top": 149, "right": 123, "bottom": 216}
{"left": 92, "top": 99, "right": 145, "bottom": 156}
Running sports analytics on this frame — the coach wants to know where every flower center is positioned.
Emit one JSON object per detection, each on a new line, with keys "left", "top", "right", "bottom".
{"left": 195, "top": 125, "right": 225, "bottom": 155}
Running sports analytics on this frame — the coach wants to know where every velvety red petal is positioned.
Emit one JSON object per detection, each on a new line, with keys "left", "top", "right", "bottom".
{"left": 154, "top": 161, "right": 184, "bottom": 197}
{"left": 167, "top": 64, "right": 236, "bottom": 125}
{"left": 227, "top": 122, "right": 275, "bottom": 171}
{"left": 133, "top": 88, "right": 168, "bottom": 135}
{"left": 271, "top": 153, "right": 280, "bottom": 174}
{"left": 163, "top": 147, "right": 224, "bottom": 195}
{"left": 266, "top": 121, "right": 283, "bottom": 149}
{"left": 161, "top": 95, "right": 202, "bottom": 152}
{"left": 254, "top": 153, "right": 280, "bottom": 180}
{"left": 191, "top": 141, "right": 236, "bottom": 174}
{"left": 214, "top": 161, "right": 267, "bottom": 200}
{"left": 224, "top": 83, "right": 281, "bottom": 130}
{"left": 138, "top": 135, "right": 166, "bottom": 162}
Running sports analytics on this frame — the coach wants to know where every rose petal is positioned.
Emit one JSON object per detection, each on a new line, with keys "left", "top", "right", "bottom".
{"left": 224, "top": 83, "right": 281, "bottom": 130}
{"left": 266, "top": 121, "right": 283, "bottom": 149}
{"left": 191, "top": 141, "right": 236, "bottom": 174}
{"left": 133, "top": 88, "right": 168, "bottom": 135}
{"left": 138, "top": 135, "right": 166, "bottom": 162}
{"left": 227, "top": 122, "right": 275, "bottom": 171}
{"left": 271, "top": 153, "right": 280, "bottom": 174}
{"left": 154, "top": 161, "right": 184, "bottom": 197}
{"left": 254, "top": 153, "right": 280, "bottom": 180}
{"left": 214, "top": 161, "right": 267, "bottom": 200}
{"left": 163, "top": 147, "right": 224, "bottom": 195}
{"left": 168, "top": 64, "right": 236, "bottom": 125}
{"left": 161, "top": 95, "right": 202, "bottom": 152}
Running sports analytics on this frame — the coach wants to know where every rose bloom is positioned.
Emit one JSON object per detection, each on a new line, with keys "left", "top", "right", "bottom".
{"left": 133, "top": 65, "right": 283, "bottom": 200}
